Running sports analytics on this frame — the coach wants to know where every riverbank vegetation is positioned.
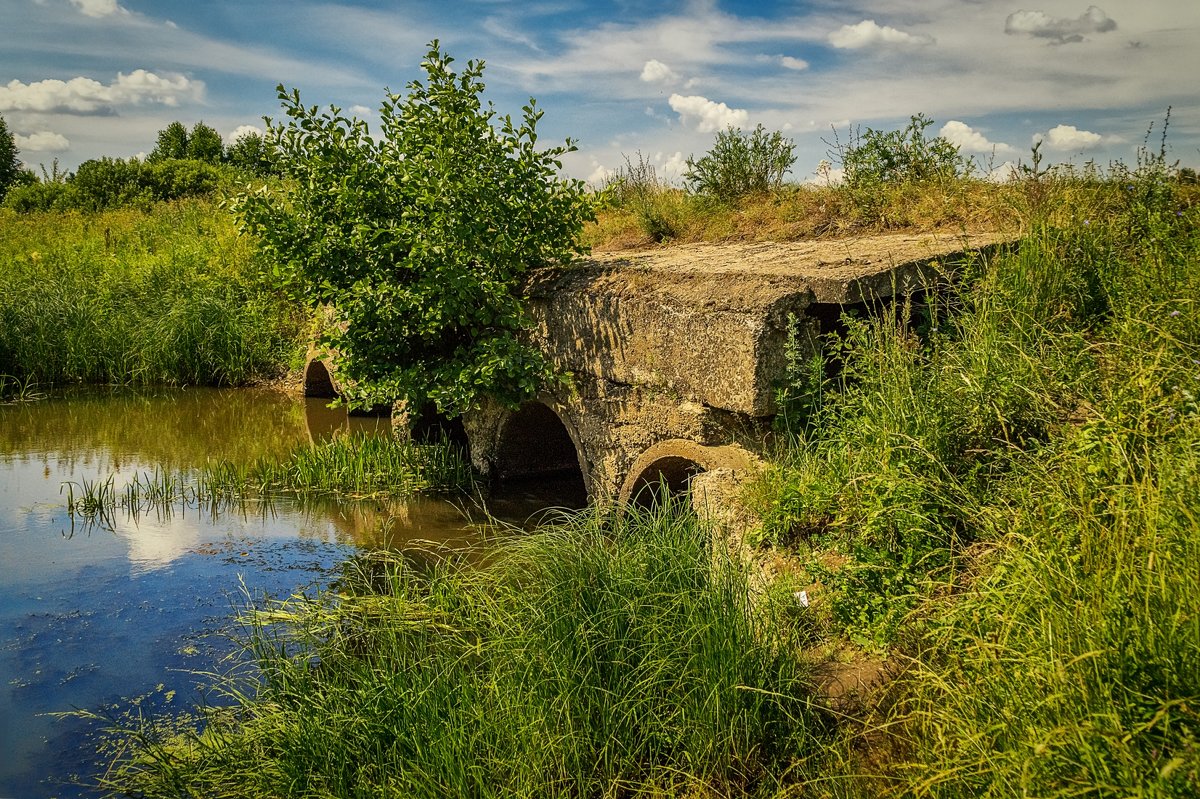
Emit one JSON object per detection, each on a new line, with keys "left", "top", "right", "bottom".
{"left": 64, "top": 433, "right": 474, "bottom": 527}
{"left": 0, "top": 200, "right": 304, "bottom": 389}
{"left": 84, "top": 117, "right": 1200, "bottom": 797}
{"left": 93, "top": 503, "right": 829, "bottom": 798}
{"left": 4, "top": 75, "right": 1198, "bottom": 795}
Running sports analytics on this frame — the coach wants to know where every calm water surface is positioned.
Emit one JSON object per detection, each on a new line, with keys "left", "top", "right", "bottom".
{"left": 0, "top": 388, "right": 543, "bottom": 799}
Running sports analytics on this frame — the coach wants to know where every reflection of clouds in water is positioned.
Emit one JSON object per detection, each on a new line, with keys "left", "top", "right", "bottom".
{"left": 114, "top": 514, "right": 208, "bottom": 575}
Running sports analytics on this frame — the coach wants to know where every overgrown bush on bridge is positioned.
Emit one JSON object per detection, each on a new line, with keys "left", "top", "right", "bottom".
{"left": 234, "top": 42, "right": 596, "bottom": 414}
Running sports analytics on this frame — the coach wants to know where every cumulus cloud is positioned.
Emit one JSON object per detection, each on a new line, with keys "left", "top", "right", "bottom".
{"left": 225, "top": 124, "right": 264, "bottom": 146}
{"left": 940, "top": 121, "right": 1015, "bottom": 155}
{"left": 14, "top": 130, "right": 70, "bottom": 152}
{"left": 586, "top": 160, "right": 614, "bottom": 187}
{"left": 349, "top": 104, "right": 372, "bottom": 117}
{"left": 640, "top": 59, "right": 679, "bottom": 84}
{"left": 69, "top": 0, "right": 127, "bottom": 17}
{"left": 1005, "top": 6, "right": 1116, "bottom": 44}
{"left": 1034, "top": 124, "right": 1104, "bottom": 150}
{"left": 668, "top": 94, "right": 748, "bottom": 133}
{"left": 659, "top": 151, "right": 688, "bottom": 183}
{"left": 0, "top": 71, "right": 203, "bottom": 114}
{"left": 828, "top": 20, "right": 934, "bottom": 49}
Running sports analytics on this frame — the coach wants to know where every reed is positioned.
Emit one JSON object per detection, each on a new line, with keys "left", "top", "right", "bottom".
{"left": 63, "top": 434, "right": 475, "bottom": 526}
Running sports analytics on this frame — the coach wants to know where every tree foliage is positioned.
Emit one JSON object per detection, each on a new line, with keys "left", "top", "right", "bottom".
{"left": 224, "top": 130, "right": 279, "bottom": 176}
{"left": 234, "top": 42, "right": 595, "bottom": 413}
{"left": 684, "top": 124, "right": 796, "bottom": 201}
{"left": 0, "top": 113, "right": 22, "bottom": 203}
{"left": 840, "top": 113, "right": 968, "bottom": 189}
{"left": 148, "top": 121, "right": 224, "bottom": 165}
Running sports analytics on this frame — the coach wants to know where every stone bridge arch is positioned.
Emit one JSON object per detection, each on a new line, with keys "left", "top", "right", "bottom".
{"left": 303, "top": 354, "right": 340, "bottom": 399}
{"left": 312, "top": 235, "right": 1004, "bottom": 507}
{"left": 619, "top": 439, "right": 759, "bottom": 506}
{"left": 464, "top": 394, "right": 591, "bottom": 496}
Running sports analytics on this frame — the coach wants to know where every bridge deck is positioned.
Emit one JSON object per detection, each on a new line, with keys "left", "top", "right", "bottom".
{"left": 526, "top": 232, "right": 1012, "bottom": 419}
{"left": 574, "top": 232, "right": 1009, "bottom": 306}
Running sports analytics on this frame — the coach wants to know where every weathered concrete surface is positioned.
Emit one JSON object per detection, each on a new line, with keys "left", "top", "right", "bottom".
{"left": 524, "top": 233, "right": 1006, "bottom": 419}
{"left": 467, "top": 232, "right": 1010, "bottom": 501}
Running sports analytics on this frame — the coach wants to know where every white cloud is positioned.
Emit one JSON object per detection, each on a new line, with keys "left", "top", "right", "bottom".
{"left": 0, "top": 71, "right": 203, "bottom": 114}
{"left": 659, "top": 151, "right": 688, "bottom": 182}
{"left": 940, "top": 120, "right": 1015, "bottom": 155}
{"left": 1034, "top": 124, "right": 1104, "bottom": 150}
{"left": 984, "top": 161, "right": 1020, "bottom": 182}
{"left": 349, "top": 104, "right": 372, "bottom": 117}
{"left": 14, "top": 130, "right": 71, "bottom": 152}
{"left": 587, "top": 160, "right": 614, "bottom": 186}
{"left": 828, "top": 20, "right": 933, "bottom": 49}
{"left": 225, "top": 124, "right": 263, "bottom": 146}
{"left": 69, "top": 0, "right": 127, "bottom": 18}
{"left": 668, "top": 93, "right": 748, "bottom": 133}
{"left": 1005, "top": 6, "right": 1117, "bottom": 44}
{"left": 779, "top": 55, "right": 809, "bottom": 71}
{"left": 803, "top": 159, "right": 844, "bottom": 186}
{"left": 640, "top": 59, "right": 679, "bottom": 84}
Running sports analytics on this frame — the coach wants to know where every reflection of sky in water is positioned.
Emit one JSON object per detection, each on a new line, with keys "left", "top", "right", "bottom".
{"left": 0, "top": 388, "right": 475, "bottom": 799}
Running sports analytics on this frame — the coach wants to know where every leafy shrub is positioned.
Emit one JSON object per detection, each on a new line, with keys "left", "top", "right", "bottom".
{"left": 840, "top": 113, "right": 967, "bottom": 188}
{"left": 830, "top": 114, "right": 969, "bottom": 222}
{"left": 0, "top": 113, "right": 21, "bottom": 202}
{"left": 145, "top": 159, "right": 226, "bottom": 201}
{"left": 684, "top": 124, "right": 796, "bottom": 201}
{"left": 235, "top": 42, "right": 596, "bottom": 413}
{"left": 71, "top": 157, "right": 151, "bottom": 210}
{"left": 224, "top": 130, "right": 280, "bottom": 176}
{"left": 2, "top": 180, "right": 75, "bottom": 212}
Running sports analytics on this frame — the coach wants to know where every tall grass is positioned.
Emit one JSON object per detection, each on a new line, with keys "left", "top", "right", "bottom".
{"left": 749, "top": 141, "right": 1200, "bottom": 795}
{"left": 96, "top": 503, "right": 828, "bottom": 798}
{"left": 0, "top": 199, "right": 303, "bottom": 386}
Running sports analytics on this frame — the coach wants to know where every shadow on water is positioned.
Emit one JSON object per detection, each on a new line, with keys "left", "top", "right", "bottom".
{"left": 0, "top": 387, "right": 581, "bottom": 799}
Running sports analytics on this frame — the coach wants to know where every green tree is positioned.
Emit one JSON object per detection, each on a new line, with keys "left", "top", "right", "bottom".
{"left": 185, "top": 122, "right": 224, "bottom": 164}
{"left": 0, "top": 113, "right": 23, "bottom": 202}
{"left": 234, "top": 42, "right": 595, "bottom": 413}
{"left": 149, "top": 121, "right": 189, "bottom": 162}
{"left": 684, "top": 124, "right": 796, "bottom": 201}
{"left": 224, "top": 130, "right": 279, "bottom": 176}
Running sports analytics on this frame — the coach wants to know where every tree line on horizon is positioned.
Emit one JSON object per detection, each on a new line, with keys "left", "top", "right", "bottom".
{"left": 0, "top": 114, "right": 279, "bottom": 212}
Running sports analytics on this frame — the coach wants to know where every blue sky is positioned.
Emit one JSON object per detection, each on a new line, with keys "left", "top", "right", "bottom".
{"left": 4, "top": 0, "right": 1198, "bottom": 183}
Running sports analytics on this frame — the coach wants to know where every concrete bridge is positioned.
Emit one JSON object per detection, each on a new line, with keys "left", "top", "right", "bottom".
{"left": 305, "top": 233, "right": 1006, "bottom": 504}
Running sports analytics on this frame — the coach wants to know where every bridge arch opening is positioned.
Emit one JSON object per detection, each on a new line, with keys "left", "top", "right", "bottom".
{"left": 619, "top": 440, "right": 759, "bottom": 508}
{"left": 303, "top": 359, "right": 337, "bottom": 399}
{"left": 492, "top": 401, "right": 586, "bottom": 498}
{"left": 410, "top": 403, "right": 469, "bottom": 450}
{"left": 626, "top": 455, "right": 705, "bottom": 508}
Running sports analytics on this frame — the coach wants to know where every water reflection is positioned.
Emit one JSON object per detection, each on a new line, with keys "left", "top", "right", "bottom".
{"left": 0, "top": 387, "right": 492, "bottom": 799}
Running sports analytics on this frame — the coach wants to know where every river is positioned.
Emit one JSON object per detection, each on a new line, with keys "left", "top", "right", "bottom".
{"left": 0, "top": 387, "right": 565, "bottom": 798}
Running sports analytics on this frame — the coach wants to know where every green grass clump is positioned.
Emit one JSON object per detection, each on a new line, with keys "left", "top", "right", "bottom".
{"left": 64, "top": 434, "right": 475, "bottom": 524}
{"left": 882, "top": 364, "right": 1200, "bottom": 798}
{"left": 97, "top": 504, "right": 828, "bottom": 798}
{"left": 0, "top": 199, "right": 303, "bottom": 387}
